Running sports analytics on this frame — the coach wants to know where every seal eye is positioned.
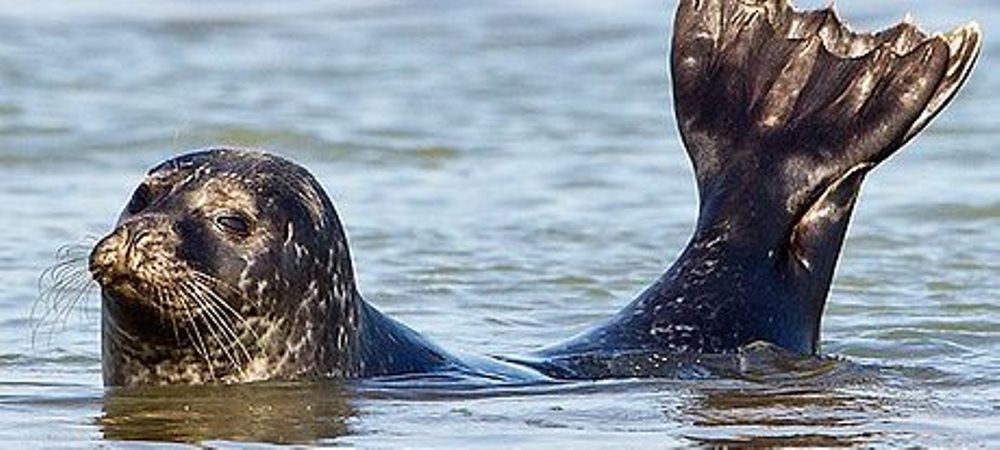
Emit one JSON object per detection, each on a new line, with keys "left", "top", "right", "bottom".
{"left": 126, "top": 184, "right": 151, "bottom": 215}
{"left": 215, "top": 213, "right": 252, "bottom": 237}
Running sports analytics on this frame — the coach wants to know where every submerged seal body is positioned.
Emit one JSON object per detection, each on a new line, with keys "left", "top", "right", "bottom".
{"left": 88, "top": 0, "right": 980, "bottom": 386}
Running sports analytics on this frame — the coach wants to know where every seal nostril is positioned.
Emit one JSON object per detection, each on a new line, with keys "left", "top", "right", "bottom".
{"left": 129, "top": 229, "right": 151, "bottom": 247}
{"left": 124, "top": 228, "right": 152, "bottom": 266}
{"left": 89, "top": 233, "right": 124, "bottom": 284}
{"left": 87, "top": 251, "right": 103, "bottom": 280}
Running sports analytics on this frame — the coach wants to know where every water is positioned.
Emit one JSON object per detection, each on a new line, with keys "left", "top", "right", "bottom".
{"left": 0, "top": 0, "right": 997, "bottom": 447}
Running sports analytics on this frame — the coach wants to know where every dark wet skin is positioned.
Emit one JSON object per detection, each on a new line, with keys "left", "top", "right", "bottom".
{"left": 89, "top": 0, "right": 980, "bottom": 386}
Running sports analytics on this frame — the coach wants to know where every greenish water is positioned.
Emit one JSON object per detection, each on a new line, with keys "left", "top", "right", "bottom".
{"left": 0, "top": 0, "right": 997, "bottom": 447}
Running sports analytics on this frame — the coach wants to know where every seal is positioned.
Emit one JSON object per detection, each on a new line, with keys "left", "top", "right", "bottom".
{"left": 87, "top": 0, "right": 980, "bottom": 386}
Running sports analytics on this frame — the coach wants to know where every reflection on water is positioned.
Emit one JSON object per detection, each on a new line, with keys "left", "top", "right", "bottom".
{"left": 100, "top": 381, "right": 355, "bottom": 444}
{"left": 93, "top": 343, "right": 898, "bottom": 446}
{"left": 681, "top": 385, "right": 890, "bottom": 447}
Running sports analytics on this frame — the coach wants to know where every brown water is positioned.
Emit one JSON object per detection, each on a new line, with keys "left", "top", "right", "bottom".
{"left": 0, "top": 0, "right": 997, "bottom": 447}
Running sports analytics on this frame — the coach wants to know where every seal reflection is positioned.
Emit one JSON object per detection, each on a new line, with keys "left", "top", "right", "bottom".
{"left": 678, "top": 385, "right": 894, "bottom": 447}
{"left": 98, "top": 381, "right": 355, "bottom": 444}
{"left": 670, "top": 348, "right": 894, "bottom": 447}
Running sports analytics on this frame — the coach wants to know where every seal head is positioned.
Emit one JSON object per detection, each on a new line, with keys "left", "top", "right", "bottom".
{"left": 91, "top": 149, "right": 363, "bottom": 385}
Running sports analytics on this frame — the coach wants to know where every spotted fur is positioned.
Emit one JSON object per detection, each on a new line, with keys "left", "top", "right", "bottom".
{"left": 92, "top": 149, "right": 391, "bottom": 386}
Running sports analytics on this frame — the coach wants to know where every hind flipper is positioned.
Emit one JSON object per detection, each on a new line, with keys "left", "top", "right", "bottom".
{"left": 671, "top": 0, "right": 982, "bottom": 189}
{"left": 533, "top": 1, "right": 981, "bottom": 363}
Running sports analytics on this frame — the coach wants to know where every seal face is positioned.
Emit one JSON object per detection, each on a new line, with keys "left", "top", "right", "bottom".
{"left": 92, "top": 149, "right": 364, "bottom": 386}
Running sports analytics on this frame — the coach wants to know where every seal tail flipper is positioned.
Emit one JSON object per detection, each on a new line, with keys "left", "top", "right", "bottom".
{"left": 671, "top": 0, "right": 982, "bottom": 190}
{"left": 903, "top": 22, "right": 981, "bottom": 141}
{"left": 530, "top": 0, "right": 981, "bottom": 364}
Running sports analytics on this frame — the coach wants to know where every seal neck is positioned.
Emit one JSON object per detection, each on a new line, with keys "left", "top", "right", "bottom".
{"left": 354, "top": 297, "right": 459, "bottom": 377}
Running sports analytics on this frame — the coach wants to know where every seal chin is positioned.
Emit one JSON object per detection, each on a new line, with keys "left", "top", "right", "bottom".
{"left": 98, "top": 277, "right": 146, "bottom": 306}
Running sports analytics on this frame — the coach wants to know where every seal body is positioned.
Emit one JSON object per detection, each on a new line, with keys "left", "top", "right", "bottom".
{"left": 88, "top": 0, "right": 980, "bottom": 386}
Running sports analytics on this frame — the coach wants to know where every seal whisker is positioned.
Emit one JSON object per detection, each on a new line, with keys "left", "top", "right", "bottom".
{"left": 153, "top": 287, "right": 181, "bottom": 345}
{"left": 36, "top": 261, "right": 85, "bottom": 316}
{"left": 184, "top": 280, "right": 252, "bottom": 375}
{"left": 36, "top": 246, "right": 91, "bottom": 306}
{"left": 33, "top": 263, "right": 95, "bottom": 347}
{"left": 55, "top": 273, "right": 94, "bottom": 324}
{"left": 197, "top": 304, "right": 243, "bottom": 378}
{"left": 176, "top": 291, "right": 216, "bottom": 381}
{"left": 178, "top": 282, "right": 242, "bottom": 378}
{"left": 189, "top": 272, "right": 269, "bottom": 371}
{"left": 37, "top": 237, "right": 97, "bottom": 302}
{"left": 188, "top": 278, "right": 255, "bottom": 366}
{"left": 190, "top": 272, "right": 263, "bottom": 344}
{"left": 51, "top": 284, "right": 94, "bottom": 345}
{"left": 192, "top": 271, "right": 263, "bottom": 313}
{"left": 187, "top": 281, "right": 254, "bottom": 378}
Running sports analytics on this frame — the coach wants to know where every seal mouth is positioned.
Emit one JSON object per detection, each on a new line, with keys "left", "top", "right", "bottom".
{"left": 89, "top": 237, "right": 206, "bottom": 319}
{"left": 97, "top": 273, "right": 145, "bottom": 302}
{"left": 94, "top": 270, "right": 201, "bottom": 318}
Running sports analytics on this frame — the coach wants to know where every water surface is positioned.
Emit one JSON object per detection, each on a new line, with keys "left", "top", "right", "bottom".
{"left": 0, "top": 0, "right": 997, "bottom": 447}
